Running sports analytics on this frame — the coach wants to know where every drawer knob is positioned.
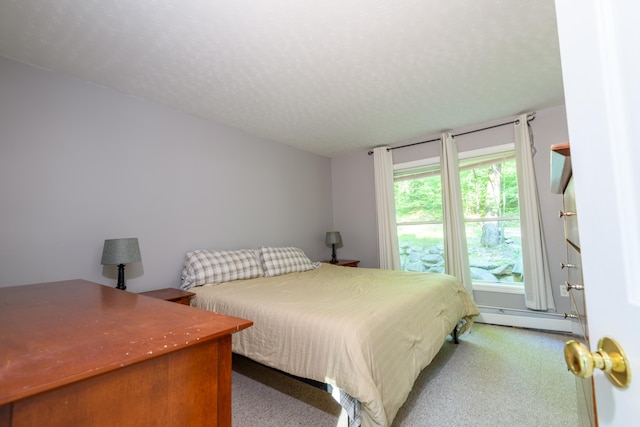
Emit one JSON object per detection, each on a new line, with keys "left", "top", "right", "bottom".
{"left": 561, "top": 263, "right": 576, "bottom": 269}
{"left": 566, "top": 282, "right": 584, "bottom": 291}
{"left": 559, "top": 210, "right": 576, "bottom": 218}
{"left": 564, "top": 312, "right": 579, "bottom": 319}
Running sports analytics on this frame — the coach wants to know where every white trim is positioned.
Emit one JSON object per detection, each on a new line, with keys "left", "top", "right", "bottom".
{"left": 476, "top": 311, "right": 573, "bottom": 333}
{"left": 459, "top": 142, "right": 514, "bottom": 159}
{"left": 393, "top": 143, "right": 515, "bottom": 172}
{"left": 473, "top": 282, "right": 524, "bottom": 294}
{"left": 393, "top": 156, "right": 440, "bottom": 171}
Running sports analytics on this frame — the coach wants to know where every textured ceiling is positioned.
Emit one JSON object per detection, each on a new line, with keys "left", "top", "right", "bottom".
{"left": 0, "top": 0, "right": 564, "bottom": 157}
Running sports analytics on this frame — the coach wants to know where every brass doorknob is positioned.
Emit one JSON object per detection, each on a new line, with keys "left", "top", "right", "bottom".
{"left": 564, "top": 337, "right": 631, "bottom": 388}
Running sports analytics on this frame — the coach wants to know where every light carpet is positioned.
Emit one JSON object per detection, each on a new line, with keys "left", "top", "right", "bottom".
{"left": 231, "top": 323, "right": 579, "bottom": 427}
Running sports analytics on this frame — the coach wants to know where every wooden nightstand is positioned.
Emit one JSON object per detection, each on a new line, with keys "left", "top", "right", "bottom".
{"left": 139, "top": 288, "right": 195, "bottom": 305}
{"left": 326, "top": 259, "right": 360, "bottom": 267}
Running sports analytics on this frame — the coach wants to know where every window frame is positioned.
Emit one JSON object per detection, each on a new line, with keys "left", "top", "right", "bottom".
{"left": 394, "top": 143, "right": 524, "bottom": 294}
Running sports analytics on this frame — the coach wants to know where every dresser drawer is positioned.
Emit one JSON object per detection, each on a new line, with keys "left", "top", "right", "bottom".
{"left": 569, "top": 285, "right": 588, "bottom": 341}
{"left": 566, "top": 244, "right": 583, "bottom": 286}
{"left": 563, "top": 178, "right": 580, "bottom": 247}
{"left": 565, "top": 234, "right": 589, "bottom": 342}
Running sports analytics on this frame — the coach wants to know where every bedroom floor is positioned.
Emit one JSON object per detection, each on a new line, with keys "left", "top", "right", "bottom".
{"left": 231, "top": 323, "right": 578, "bottom": 427}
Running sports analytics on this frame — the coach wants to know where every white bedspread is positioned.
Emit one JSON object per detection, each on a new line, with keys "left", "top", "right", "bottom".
{"left": 191, "top": 263, "right": 479, "bottom": 427}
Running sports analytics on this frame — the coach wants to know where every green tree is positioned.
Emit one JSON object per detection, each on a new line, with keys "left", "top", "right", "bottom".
{"left": 395, "top": 175, "right": 442, "bottom": 223}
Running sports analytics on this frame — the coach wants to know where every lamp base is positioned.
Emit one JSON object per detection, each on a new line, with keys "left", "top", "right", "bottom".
{"left": 116, "top": 264, "right": 127, "bottom": 290}
{"left": 330, "top": 245, "right": 338, "bottom": 264}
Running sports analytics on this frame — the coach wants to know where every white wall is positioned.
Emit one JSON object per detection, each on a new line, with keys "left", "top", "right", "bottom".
{"left": 0, "top": 56, "right": 333, "bottom": 291}
{"left": 331, "top": 105, "right": 572, "bottom": 317}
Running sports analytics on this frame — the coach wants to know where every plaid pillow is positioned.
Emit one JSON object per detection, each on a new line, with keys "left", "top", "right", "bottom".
{"left": 180, "top": 249, "right": 264, "bottom": 290}
{"left": 258, "top": 246, "right": 321, "bottom": 277}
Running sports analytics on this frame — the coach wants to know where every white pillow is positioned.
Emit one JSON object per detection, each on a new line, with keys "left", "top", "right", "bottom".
{"left": 180, "top": 249, "right": 264, "bottom": 290}
{"left": 258, "top": 246, "right": 321, "bottom": 277}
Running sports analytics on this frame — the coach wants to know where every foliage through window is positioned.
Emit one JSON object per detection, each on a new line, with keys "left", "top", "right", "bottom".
{"left": 394, "top": 144, "right": 524, "bottom": 286}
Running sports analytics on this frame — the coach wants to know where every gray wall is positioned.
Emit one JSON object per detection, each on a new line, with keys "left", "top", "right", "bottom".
{"left": 0, "top": 56, "right": 333, "bottom": 291}
{"left": 331, "top": 105, "right": 572, "bottom": 316}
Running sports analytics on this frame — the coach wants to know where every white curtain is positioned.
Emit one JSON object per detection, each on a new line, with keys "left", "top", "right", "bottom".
{"left": 440, "top": 134, "right": 473, "bottom": 295}
{"left": 515, "top": 114, "right": 555, "bottom": 311}
{"left": 372, "top": 146, "right": 401, "bottom": 270}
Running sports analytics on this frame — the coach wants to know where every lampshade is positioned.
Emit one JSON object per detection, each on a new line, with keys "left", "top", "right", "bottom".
{"left": 325, "top": 231, "right": 343, "bottom": 248}
{"left": 101, "top": 238, "right": 142, "bottom": 265}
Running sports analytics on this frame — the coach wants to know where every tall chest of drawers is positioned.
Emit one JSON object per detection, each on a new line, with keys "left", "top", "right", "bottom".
{"left": 550, "top": 143, "right": 596, "bottom": 427}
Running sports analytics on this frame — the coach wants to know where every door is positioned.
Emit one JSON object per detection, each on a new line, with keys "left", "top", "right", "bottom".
{"left": 555, "top": 0, "right": 639, "bottom": 424}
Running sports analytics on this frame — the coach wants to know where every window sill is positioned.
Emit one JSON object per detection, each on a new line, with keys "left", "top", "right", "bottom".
{"left": 472, "top": 282, "right": 524, "bottom": 294}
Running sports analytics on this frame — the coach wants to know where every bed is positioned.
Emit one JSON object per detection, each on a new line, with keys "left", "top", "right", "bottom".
{"left": 180, "top": 246, "right": 479, "bottom": 427}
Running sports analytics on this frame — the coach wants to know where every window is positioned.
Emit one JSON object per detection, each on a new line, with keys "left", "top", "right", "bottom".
{"left": 394, "top": 144, "right": 524, "bottom": 290}
{"left": 394, "top": 158, "right": 444, "bottom": 272}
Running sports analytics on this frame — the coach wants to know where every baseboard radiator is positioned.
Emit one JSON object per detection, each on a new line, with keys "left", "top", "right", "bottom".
{"left": 476, "top": 305, "right": 578, "bottom": 334}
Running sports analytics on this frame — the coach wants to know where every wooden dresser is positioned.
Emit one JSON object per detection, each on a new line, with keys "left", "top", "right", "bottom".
{"left": 551, "top": 143, "right": 596, "bottom": 427}
{"left": 0, "top": 280, "right": 252, "bottom": 426}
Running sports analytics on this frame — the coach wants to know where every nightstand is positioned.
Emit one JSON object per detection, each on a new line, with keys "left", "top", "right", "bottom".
{"left": 326, "top": 259, "right": 360, "bottom": 267}
{"left": 139, "top": 288, "right": 195, "bottom": 305}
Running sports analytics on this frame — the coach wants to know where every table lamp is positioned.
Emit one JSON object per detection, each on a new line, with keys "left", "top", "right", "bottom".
{"left": 325, "top": 231, "right": 343, "bottom": 264}
{"left": 101, "top": 238, "right": 142, "bottom": 290}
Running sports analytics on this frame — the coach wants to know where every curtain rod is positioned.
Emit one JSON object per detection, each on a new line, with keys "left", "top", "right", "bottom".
{"left": 367, "top": 114, "right": 535, "bottom": 155}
